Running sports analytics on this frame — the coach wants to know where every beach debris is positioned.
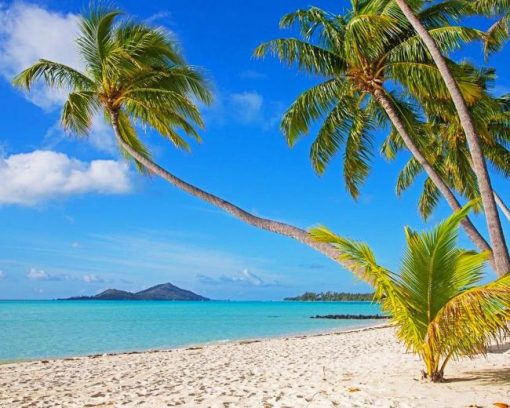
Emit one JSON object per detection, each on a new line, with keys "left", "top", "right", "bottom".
{"left": 239, "top": 340, "right": 261, "bottom": 345}
{"left": 493, "top": 403, "right": 509, "bottom": 408}
{"left": 347, "top": 387, "right": 361, "bottom": 392}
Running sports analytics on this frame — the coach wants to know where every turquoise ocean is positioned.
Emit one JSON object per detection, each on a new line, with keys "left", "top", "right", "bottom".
{"left": 0, "top": 300, "right": 381, "bottom": 362}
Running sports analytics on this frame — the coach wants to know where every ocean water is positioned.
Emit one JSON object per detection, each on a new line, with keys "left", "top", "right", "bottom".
{"left": 0, "top": 300, "right": 381, "bottom": 362}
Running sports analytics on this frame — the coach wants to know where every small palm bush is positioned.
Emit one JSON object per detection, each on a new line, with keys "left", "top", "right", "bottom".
{"left": 312, "top": 203, "right": 510, "bottom": 382}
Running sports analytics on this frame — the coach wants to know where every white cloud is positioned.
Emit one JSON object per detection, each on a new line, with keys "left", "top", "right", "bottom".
{"left": 238, "top": 269, "right": 264, "bottom": 286}
{"left": 27, "top": 268, "right": 60, "bottom": 281}
{"left": 44, "top": 115, "right": 117, "bottom": 155}
{"left": 86, "top": 117, "right": 117, "bottom": 153}
{"left": 0, "top": 3, "right": 82, "bottom": 109}
{"left": 71, "top": 242, "right": 81, "bottom": 249}
{"left": 83, "top": 274, "right": 105, "bottom": 283}
{"left": 229, "top": 92, "right": 263, "bottom": 123}
{"left": 205, "top": 90, "right": 283, "bottom": 130}
{"left": 24, "top": 267, "right": 105, "bottom": 284}
{"left": 197, "top": 269, "right": 281, "bottom": 287}
{"left": 0, "top": 270, "right": 4, "bottom": 279}
{"left": 0, "top": 150, "right": 132, "bottom": 206}
{"left": 27, "top": 268, "right": 47, "bottom": 280}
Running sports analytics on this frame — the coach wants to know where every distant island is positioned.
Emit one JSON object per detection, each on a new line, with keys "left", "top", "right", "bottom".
{"left": 284, "top": 291, "right": 374, "bottom": 301}
{"left": 63, "top": 282, "right": 209, "bottom": 301}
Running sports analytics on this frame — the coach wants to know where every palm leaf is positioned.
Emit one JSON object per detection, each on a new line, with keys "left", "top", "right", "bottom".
{"left": 254, "top": 39, "right": 344, "bottom": 76}
{"left": 61, "top": 91, "right": 99, "bottom": 135}
{"left": 13, "top": 60, "right": 93, "bottom": 91}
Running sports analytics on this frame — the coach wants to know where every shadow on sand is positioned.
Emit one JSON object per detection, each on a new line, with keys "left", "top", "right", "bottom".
{"left": 446, "top": 368, "right": 510, "bottom": 385}
{"left": 444, "top": 342, "right": 510, "bottom": 384}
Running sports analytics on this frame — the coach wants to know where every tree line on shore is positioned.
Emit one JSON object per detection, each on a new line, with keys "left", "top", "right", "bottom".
{"left": 284, "top": 292, "right": 374, "bottom": 301}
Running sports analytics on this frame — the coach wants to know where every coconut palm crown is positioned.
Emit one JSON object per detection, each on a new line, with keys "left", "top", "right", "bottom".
{"left": 13, "top": 8, "right": 212, "bottom": 172}
{"left": 254, "top": 2, "right": 483, "bottom": 198}
{"left": 383, "top": 84, "right": 510, "bottom": 219}
{"left": 311, "top": 202, "right": 510, "bottom": 382}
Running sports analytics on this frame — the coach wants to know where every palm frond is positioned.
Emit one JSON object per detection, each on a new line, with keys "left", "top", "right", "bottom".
{"left": 77, "top": 8, "right": 121, "bottom": 80}
{"left": 254, "top": 39, "right": 344, "bottom": 76}
{"left": 310, "top": 100, "right": 353, "bottom": 174}
{"left": 13, "top": 60, "right": 93, "bottom": 91}
{"left": 396, "top": 157, "right": 423, "bottom": 196}
{"left": 343, "top": 107, "right": 373, "bottom": 198}
{"left": 61, "top": 91, "right": 99, "bottom": 135}
{"left": 114, "top": 110, "right": 152, "bottom": 174}
{"left": 484, "top": 15, "right": 510, "bottom": 55}
{"left": 433, "top": 271, "right": 510, "bottom": 359}
{"left": 281, "top": 79, "right": 345, "bottom": 145}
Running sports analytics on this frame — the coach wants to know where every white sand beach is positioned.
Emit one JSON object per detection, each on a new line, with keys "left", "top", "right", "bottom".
{"left": 1, "top": 325, "right": 509, "bottom": 408}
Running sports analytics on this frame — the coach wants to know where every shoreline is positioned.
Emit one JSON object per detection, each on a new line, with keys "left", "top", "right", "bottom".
{"left": 1, "top": 325, "right": 509, "bottom": 407}
{"left": 0, "top": 320, "right": 387, "bottom": 366}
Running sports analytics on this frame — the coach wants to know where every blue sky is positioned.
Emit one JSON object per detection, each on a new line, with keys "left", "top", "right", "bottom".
{"left": 0, "top": 0, "right": 508, "bottom": 300}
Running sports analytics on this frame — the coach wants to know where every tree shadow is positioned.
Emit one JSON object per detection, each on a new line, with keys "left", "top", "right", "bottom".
{"left": 487, "top": 342, "right": 510, "bottom": 354}
{"left": 446, "top": 368, "right": 510, "bottom": 384}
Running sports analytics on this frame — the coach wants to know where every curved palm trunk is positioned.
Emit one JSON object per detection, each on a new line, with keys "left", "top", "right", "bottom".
{"left": 108, "top": 111, "right": 354, "bottom": 268}
{"left": 373, "top": 89, "right": 493, "bottom": 262}
{"left": 495, "top": 191, "right": 510, "bottom": 221}
{"left": 394, "top": 0, "right": 510, "bottom": 276}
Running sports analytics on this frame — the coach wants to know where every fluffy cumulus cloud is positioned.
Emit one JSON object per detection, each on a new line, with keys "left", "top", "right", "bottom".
{"left": 0, "top": 150, "right": 132, "bottom": 206}
{"left": 0, "top": 2, "right": 82, "bottom": 109}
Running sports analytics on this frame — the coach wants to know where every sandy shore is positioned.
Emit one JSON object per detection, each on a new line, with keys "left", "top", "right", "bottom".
{"left": 1, "top": 325, "right": 509, "bottom": 407}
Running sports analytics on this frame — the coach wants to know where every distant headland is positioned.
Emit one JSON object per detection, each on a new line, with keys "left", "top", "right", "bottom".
{"left": 284, "top": 291, "right": 374, "bottom": 301}
{"left": 62, "top": 282, "right": 209, "bottom": 301}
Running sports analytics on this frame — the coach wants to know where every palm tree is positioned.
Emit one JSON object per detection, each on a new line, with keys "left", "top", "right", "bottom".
{"left": 13, "top": 8, "right": 345, "bottom": 265}
{"left": 393, "top": 0, "right": 510, "bottom": 276}
{"left": 382, "top": 87, "right": 510, "bottom": 221}
{"left": 254, "top": 4, "right": 494, "bottom": 260}
{"left": 311, "top": 202, "right": 510, "bottom": 382}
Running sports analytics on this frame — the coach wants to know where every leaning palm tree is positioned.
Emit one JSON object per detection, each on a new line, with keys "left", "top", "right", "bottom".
{"left": 383, "top": 87, "right": 510, "bottom": 220}
{"left": 392, "top": 0, "right": 510, "bottom": 276}
{"left": 13, "top": 8, "right": 343, "bottom": 264}
{"left": 312, "top": 202, "right": 510, "bottom": 382}
{"left": 254, "top": 4, "right": 494, "bottom": 261}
